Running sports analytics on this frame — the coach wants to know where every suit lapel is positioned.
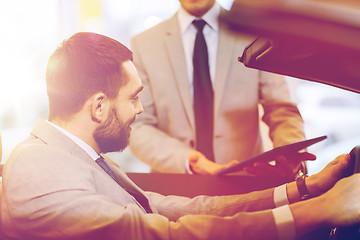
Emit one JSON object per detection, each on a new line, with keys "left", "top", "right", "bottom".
{"left": 31, "top": 120, "right": 94, "bottom": 163}
{"left": 162, "top": 11, "right": 238, "bottom": 130}
{"left": 103, "top": 155, "right": 139, "bottom": 194}
{"left": 164, "top": 14, "right": 195, "bottom": 130}
{"left": 32, "top": 120, "right": 153, "bottom": 213}
{"left": 104, "top": 155, "right": 155, "bottom": 213}
{"left": 213, "top": 10, "right": 237, "bottom": 118}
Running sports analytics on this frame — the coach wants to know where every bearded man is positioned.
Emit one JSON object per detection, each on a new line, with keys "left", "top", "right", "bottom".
{"left": 2, "top": 32, "right": 360, "bottom": 240}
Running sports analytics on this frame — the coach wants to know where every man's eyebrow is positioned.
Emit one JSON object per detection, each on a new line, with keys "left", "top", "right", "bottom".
{"left": 132, "top": 85, "right": 144, "bottom": 97}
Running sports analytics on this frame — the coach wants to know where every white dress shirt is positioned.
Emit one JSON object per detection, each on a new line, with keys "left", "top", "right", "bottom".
{"left": 177, "top": 2, "right": 220, "bottom": 101}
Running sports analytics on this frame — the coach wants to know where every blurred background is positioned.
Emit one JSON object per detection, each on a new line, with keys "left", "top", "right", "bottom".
{"left": 1, "top": 0, "right": 359, "bottom": 175}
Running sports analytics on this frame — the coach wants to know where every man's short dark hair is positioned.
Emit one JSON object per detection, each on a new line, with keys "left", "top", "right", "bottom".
{"left": 46, "top": 32, "right": 133, "bottom": 120}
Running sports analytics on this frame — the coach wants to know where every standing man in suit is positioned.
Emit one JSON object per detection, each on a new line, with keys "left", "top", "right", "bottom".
{"left": 3, "top": 31, "right": 360, "bottom": 240}
{"left": 129, "top": 0, "right": 306, "bottom": 176}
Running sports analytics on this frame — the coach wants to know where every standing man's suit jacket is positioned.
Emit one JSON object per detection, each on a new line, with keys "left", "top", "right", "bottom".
{"left": 1, "top": 120, "right": 277, "bottom": 240}
{"left": 129, "top": 9, "right": 305, "bottom": 173}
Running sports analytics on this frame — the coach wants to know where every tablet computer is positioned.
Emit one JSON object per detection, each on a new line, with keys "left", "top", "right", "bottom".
{"left": 217, "top": 135, "right": 327, "bottom": 175}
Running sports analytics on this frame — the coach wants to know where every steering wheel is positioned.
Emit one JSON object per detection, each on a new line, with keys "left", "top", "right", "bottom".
{"left": 328, "top": 146, "right": 360, "bottom": 240}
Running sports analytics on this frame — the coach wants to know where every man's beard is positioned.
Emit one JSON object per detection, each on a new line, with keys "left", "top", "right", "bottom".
{"left": 93, "top": 109, "right": 131, "bottom": 154}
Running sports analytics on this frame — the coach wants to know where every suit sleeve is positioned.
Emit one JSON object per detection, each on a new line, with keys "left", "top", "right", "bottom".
{"left": 128, "top": 37, "right": 192, "bottom": 173}
{"left": 259, "top": 71, "right": 306, "bottom": 148}
{"left": 3, "top": 147, "right": 279, "bottom": 240}
{"left": 145, "top": 188, "right": 276, "bottom": 221}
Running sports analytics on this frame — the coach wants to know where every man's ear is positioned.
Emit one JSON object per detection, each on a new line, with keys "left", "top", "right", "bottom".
{"left": 91, "top": 92, "right": 108, "bottom": 123}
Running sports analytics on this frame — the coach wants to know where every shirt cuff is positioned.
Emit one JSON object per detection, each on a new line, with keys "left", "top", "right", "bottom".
{"left": 272, "top": 205, "right": 296, "bottom": 240}
{"left": 274, "top": 183, "right": 289, "bottom": 207}
{"left": 185, "top": 158, "right": 194, "bottom": 174}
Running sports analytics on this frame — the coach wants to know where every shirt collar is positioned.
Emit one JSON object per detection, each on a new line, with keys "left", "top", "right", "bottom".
{"left": 177, "top": 2, "right": 220, "bottom": 34}
{"left": 46, "top": 120, "right": 99, "bottom": 161}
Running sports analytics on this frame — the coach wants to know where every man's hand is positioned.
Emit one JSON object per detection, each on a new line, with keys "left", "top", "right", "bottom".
{"left": 306, "top": 153, "right": 352, "bottom": 197}
{"left": 318, "top": 173, "right": 360, "bottom": 227}
{"left": 290, "top": 172, "right": 360, "bottom": 236}
{"left": 242, "top": 152, "right": 316, "bottom": 178}
{"left": 188, "top": 150, "right": 238, "bottom": 175}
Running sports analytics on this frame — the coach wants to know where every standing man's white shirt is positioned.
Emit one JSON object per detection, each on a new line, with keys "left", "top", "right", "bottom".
{"left": 178, "top": 2, "right": 220, "bottom": 100}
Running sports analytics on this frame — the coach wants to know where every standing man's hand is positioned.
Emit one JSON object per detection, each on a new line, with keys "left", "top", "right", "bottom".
{"left": 188, "top": 150, "right": 238, "bottom": 175}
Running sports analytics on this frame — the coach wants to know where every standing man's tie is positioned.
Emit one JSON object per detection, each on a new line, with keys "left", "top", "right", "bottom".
{"left": 193, "top": 19, "right": 215, "bottom": 161}
{"left": 96, "top": 156, "right": 152, "bottom": 213}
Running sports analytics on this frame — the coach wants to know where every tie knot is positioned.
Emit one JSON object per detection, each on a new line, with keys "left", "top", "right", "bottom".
{"left": 95, "top": 156, "right": 108, "bottom": 170}
{"left": 96, "top": 155, "right": 104, "bottom": 162}
{"left": 192, "top": 19, "right": 206, "bottom": 32}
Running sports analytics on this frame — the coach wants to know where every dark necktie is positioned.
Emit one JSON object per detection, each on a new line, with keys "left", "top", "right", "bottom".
{"left": 96, "top": 156, "right": 152, "bottom": 213}
{"left": 192, "top": 19, "right": 215, "bottom": 161}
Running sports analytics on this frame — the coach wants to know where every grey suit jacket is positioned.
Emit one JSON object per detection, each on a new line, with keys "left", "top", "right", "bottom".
{"left": 1, "top": 120, "right": 278, "bottom": 239}
{"left": 129, "top": 9, "right": 305, "bottom": 173}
